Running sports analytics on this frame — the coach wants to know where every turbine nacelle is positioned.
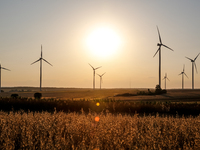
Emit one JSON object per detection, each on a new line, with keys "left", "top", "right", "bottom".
{"left": 157, "top": 43, "right": 162, "bottom": 47}
{"left": 88, "top": 63, "right": 101, "bottom": 71}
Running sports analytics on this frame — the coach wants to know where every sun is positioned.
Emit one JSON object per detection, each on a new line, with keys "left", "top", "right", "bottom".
{"left": 86, "top": 27, "right": 122, "bottom": 58}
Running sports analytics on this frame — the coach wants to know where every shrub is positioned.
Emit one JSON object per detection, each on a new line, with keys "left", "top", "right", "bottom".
{"left": 1, "top": 90, "right": 4, "bottom": 92}
{"left": 11, "top": 94, "right": 19, "bottom": 98}
{"left": 155, "top": 84, "right": 162, "bottom": 94}
{"left": 34, "top": 92, "right": 42, "bottom": 99}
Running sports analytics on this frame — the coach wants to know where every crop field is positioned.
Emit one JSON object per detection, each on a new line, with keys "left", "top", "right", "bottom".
{"left": 1, "top": 87, "right": 200, "bottom": 102}
{"left": 1, "top": 87, "right": 138, "bottom": 100}
{"left": 1, "top": 88, "right": 200, "bottom": 149}
{"left": 0, "top": 110, "right": 200, "bottom": 149}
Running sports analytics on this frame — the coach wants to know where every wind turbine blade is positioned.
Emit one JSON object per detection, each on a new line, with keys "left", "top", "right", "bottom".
{"left": 178, "top": 73, "right": 182, "bottom": 76}
{"left": 167, "top": 77, "right": 170, "bottom": 81}
{"left": 194, "top": 53, "right": 200, "bottom": 61}
{"left": 194, "top": 62, "right": 198, "bottom": 73}
{"left": 185, "top": 57, "right": 193, "bottom": 61}
{"left": 41, "top": 45, "right": 43, "bottom": 58}
{"left": 153, "top": 47, "right": 160, "bottom": 57}
{"left": 102, "top": 72, "right": 106, "bottom": 76}
{"left": 96, "top": 73, "right": 101, "bottom": 77}
{"left": 31, "top": 59, "right": 40, "bottom": 65}
{"left": 183, "top": 64, "right": 185, "bottom": 72}
{"left": 95, "top": 66, "right": 102, "bottom": 70}
{"left": 157, "top": 26, "right": 162, "bottom": 44}
{"left": 43, "top": 58, "right": 53, "bottom": 66}
{"left": 162, "top": 44, "right": 173, "bottom": 51}
{"left": 88, "top": 63, "right": 94, "bottom": 70}
{"left": 184, "top": 72, "right": 189, "bottom": 78}
{"left": 1, "top": 67, "right": 11, "bottom": 71}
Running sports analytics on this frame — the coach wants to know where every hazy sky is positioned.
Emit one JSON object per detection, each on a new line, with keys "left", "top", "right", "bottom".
{"left": 1, "top": 0, "right": 200, "bottom": 89}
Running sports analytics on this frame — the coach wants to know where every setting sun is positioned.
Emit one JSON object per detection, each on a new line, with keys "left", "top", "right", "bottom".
{"left": 86, "top": 27, "right": 122, "bottom": 58}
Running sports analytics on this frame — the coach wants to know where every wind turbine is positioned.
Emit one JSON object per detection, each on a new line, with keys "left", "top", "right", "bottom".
{"left": 31, "top": 45, "right": 53, "bottom": 91}
{"left": 97, "top": 72, "right": 106, "bottom": 89}
{"left": 153, "top": 26, "right": 174, "bottom": 88}
{"left": 89, "top": 63, "right": 101, "bottom": 89}
{"left": 162, "top": 73, "right": 170, "bottom": 90}
{"left": 178, "top": 65, "right": 188, "bottom": 89}
{"left": 185, "top": 53, "right": 200, "bottom": 89}
{"left": 0, "top": 64, "right": 10, "bottom": 93}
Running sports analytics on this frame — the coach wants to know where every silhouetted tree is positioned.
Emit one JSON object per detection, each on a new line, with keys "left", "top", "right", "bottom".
{"left": 155, "top": 84, "right": 162, "bottom": 94}
{"left": 11, "top": 94, "right": 19, "bottom": 99}
{"left": 34, "top": 92, "right": 42, "bottom": 99}
{"left": 155, "top": 84, "right": 167, "bottom": 94}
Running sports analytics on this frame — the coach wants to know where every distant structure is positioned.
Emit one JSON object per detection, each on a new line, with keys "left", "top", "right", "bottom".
{"left": 89, "top": 63, "right": 101, "bottom": 89}
{"left": 31, "top": 45, "right": 53, "bottom": 91}
{"left": 153, "top": 26, "right": 174, "bottom": 88}
{"left": 97, "top": 72, "right": 106, "bottom": 89}
{"left": 0, "top": 64, "right": 10, "bottom": 93}
{"left": 163, "top": 73, "right": 170, "bottom": 90}
{"left": 185, "top": 53, "right": 200, "bottom": 89}
{"left": 178, "top": 64, "right": 188, "bottom": 89}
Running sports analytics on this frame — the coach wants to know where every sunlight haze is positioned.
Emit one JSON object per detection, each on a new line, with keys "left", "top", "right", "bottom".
{"left": 1, "top": 1, "right": 200, "bottom": 89}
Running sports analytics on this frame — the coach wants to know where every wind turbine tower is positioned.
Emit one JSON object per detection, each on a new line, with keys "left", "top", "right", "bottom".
{"left": 31, "top": 45, "right": 53, "bottom": 91}
{"left": 0, "top": 64, "right": 10, "bottom": 93}
{"left": 178, "top": 65, "right": 188, "bottom": 89}
{"left": 185, "top": 53, "right": 199, "bottom": 89}
{"left": 89, "top": 63, "right": 101, "bottom": 89}
{"left": 97, "top": 72, "right": 106, "bottom": 89}
{"left": 153, "top": 26, "right": 174, "bottom": 88}
{"left": 163, "top": 73, "right": 170, "bottom": 90}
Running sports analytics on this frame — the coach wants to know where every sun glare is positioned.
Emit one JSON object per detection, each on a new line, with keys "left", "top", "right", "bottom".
{"left": 86, "top": 27, "right": 121, "bottom": 58}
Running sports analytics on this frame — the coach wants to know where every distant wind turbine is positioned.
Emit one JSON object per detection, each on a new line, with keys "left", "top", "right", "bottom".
{"left": 31, "top": 45, "right": 53, "bottom": 91}
{"left": 97, "top": 72, "right": 106, "bottom": 89}
{"left": 89, "top": 63, "right": 101, "bottom": 89}
{"left": 178, "top": 65, "right": 188, "bottom": 89}
{"left": 153, "top": 26, "right": 174, "bottom": 88}
{"left": 0, "top": 64, "right": 10, "bottom": 93}
{"left": 163, "top": 73, "right": 170, "bottom": 90}
{"left": 185, "top": 53, "right": 200, "bottom": 89}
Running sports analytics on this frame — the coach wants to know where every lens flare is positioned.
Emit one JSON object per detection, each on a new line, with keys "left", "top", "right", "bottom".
{"left": 96, "top": 102, "right": 100, "bottom": 106}
{"left": 95, "top": 116, "right": 100, "bottom": 122}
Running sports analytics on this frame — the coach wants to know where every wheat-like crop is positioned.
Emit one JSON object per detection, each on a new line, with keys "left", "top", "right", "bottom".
{"left": 0, "top": 110, "right": 200, "bottom": 149}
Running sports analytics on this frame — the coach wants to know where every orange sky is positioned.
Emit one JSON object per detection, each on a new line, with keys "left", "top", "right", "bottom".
{"left": 1, "top": 1, "right": 200, "bottom": 89}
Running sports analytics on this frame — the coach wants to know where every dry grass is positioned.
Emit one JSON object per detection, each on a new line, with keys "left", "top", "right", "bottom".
{"left": 0, "top": 110, "right": 200, "bottom": 149}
